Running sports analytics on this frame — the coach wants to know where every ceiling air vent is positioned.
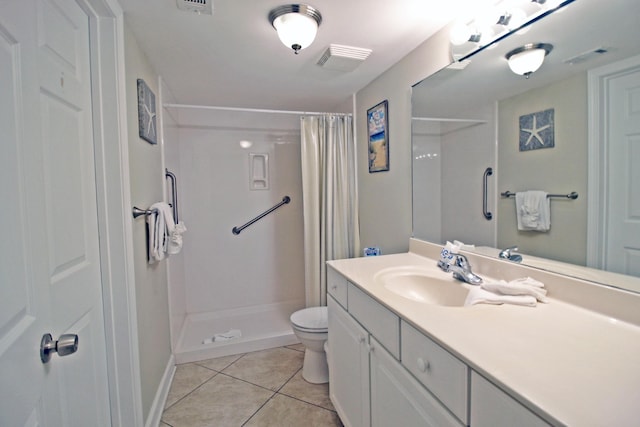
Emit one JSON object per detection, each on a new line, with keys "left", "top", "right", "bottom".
{"left": 317, "top": 44, "right": 372, "bottom": 72}
{"left": 564, "top": 47, "right": 610, "bottom": 65}
{"left": 177, "top": 0, "right": 213, "bottom": 15}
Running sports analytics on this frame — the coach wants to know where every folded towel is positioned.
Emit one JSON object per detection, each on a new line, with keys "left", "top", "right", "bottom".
{"left": 515, "top": 191, "right": 550, "bottom": 231}
{"left": 481, "top": 280, "right": 549, "bottom": 303}
{"left": 147, "top": 202, "right": 168, "bottom": 263}
{"left": 147, "top": 202, "right": 186, "bottom": 263}
{"left": 464, "top": 287, "right": 537, "bottom": 307}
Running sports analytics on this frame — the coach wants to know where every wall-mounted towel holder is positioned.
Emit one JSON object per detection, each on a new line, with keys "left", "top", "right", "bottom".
{"left": 501, "top": 191, "right": 579, "bottom": 200}
{"left": 132, "top": 206, "right": 158, "bottom": 218}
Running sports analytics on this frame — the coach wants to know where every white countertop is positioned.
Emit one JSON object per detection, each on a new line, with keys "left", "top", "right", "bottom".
{"left": 327, "top": 242, "right": 640, "bottom": 427}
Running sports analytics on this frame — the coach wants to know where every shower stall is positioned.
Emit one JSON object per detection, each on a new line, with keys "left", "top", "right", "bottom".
{"left": 162, "top": 102, "right": 305, "bottom": 363}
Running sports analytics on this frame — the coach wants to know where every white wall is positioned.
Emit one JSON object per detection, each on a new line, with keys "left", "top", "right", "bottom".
{"left": 411, "top": 120, "right": 442, "bottom": 242}
{"left": 174, "top": 110, "right": 305, "bottom": 316}
{"left": 497, "top": 73, "right": 588, "bottom": 265}
{"left": 440, "top": 105, "right": 497, "bottom": 246}
{"left": 123, "top": 23, "right": 172, "bottom": 422}
{"left": 160, "top": 81, "right": 187, "bottom": 352}
{"left": 355, "top": 27, "right": 453, "bottom": 254}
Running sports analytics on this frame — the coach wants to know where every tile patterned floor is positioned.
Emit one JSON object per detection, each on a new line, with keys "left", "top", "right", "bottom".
{"left": 161, "top": 344, "right": 343, "bottom": 427}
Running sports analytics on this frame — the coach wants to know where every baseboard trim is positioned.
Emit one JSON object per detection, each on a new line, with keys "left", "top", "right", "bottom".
{"left": 145, "top": 355, "right": 176, "bottom": 427}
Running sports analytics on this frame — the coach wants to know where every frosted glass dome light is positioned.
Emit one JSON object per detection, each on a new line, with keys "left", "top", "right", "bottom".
{"left": 506, "top": 43, "right": 553, "bottom": 78}
{"left": 269, "top": 4, "right": 322, "bottom": 54}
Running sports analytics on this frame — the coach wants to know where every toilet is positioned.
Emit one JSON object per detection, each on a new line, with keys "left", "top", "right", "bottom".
{"left": 290, "top": 306, "right": 329, "bottom": 384}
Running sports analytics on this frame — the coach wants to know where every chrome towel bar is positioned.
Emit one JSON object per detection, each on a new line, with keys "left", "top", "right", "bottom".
{"left": 232, "top": 196, "right": 291, "bottom": 235}
{"left": 132, "top": 206, "right": 158, "bottom": 218}
{"left": 501, "top": 191, "right": 578, "bottom": 199}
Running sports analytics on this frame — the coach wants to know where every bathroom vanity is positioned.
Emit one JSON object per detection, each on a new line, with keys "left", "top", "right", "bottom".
{"left": 326, "top": 239, "right": 640, "bottom": 427}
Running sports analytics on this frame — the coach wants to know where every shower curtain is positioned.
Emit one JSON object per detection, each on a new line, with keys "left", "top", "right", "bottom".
{"left": 301, "top": 114, "right": 360, "bottom": 307}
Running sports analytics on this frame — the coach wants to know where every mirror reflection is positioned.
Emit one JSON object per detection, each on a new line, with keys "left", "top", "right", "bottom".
{"left": 411, "top": 0, "right": 640, "bottom": 293}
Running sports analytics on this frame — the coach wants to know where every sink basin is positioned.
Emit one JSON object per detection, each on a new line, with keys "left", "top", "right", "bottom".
{"left": 374, "top": 266, "right": 470, "bottom": 307}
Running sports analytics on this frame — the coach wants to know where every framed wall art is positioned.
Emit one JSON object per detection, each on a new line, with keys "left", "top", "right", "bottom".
{"left": 519, "top": 108, "right": 554, "bottom": 151}
{"left": 137, "top": 78, "right": 157, "bottom": 144}
{"left": 367, "top": 100, "right": 389, "bottom": 172}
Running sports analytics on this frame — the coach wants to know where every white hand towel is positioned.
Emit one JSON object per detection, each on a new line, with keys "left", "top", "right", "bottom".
{"left": 464, "top": 287, "right": 537, "bottom": 307}
{"left": 515, "top": 191, "right": 550, "bottom": 231}
{"left": 481, "top": 280, "right": 549, "bottom": 303}
{"left": 168, "top": 221, "right": 187, "bottom": 255}
{"left": 147, "top": 202, "right": 176, "bottom": 263}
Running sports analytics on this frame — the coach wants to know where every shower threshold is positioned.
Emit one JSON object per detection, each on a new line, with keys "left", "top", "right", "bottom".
{"left": 174, "top": 301, "right": 302, "bottom": 364}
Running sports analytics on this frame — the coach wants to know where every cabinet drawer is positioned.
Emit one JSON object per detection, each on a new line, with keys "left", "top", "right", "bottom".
{"left": 470, "top": 371, "right": 551, "bottom": 427}
{"left": 348, "top": 283, "right": 400, "bottom": 359}
{"left": 327, "top": 266, "right": 348, "bottom": 308}
{"left": 401, "top": 321, "right": 468, "bottom": 424}
{"left": 370, "top": 337, "right": 463, "bottom": 427}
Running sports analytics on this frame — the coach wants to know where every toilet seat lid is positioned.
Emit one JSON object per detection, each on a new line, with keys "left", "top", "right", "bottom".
{"left": 291, "top": 306, "right": 328, "bottom": 330}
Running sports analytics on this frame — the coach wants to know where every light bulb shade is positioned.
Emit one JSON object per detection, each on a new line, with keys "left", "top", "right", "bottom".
{"left": 269, "top": 4, "right": 322, "bottom": 53}
{"left": 506, "top": 43, "right": 553, "bottom": 76}
{"left": 273, "top": 12, "right": 317, "bottom": 50}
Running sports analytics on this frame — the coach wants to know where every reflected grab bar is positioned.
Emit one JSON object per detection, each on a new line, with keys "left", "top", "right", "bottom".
{"left": 232, "top": 196, "right": 291, "bottom": 235}
{"left": 165, "top": 169, "right": 179, "bottom": 223}
{"left": 483, "top": 167, "right": 493, "bottom": 220}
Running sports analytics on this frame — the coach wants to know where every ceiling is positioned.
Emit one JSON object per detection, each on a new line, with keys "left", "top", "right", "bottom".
{"left": 120, "top": 0, "right": 490, "bottom": 112}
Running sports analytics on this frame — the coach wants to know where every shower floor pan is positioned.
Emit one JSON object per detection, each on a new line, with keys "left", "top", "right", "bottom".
{"left": 174, "top": 301, "right": 303, "bottom": 364}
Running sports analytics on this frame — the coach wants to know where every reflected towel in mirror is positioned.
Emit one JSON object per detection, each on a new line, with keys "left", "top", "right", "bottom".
{"left": 515, "top": 191, "right": 550, "bottom": 231}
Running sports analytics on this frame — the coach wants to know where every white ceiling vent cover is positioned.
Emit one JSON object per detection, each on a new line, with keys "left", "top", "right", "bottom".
{"left": 177, "top": 0, "right": 213, "bottom": 15}
{"left": 564, "top": 47, "right": 610, "bottom": 65}
{"left": 317, "top": 44, "right": 372, "bottom": 72}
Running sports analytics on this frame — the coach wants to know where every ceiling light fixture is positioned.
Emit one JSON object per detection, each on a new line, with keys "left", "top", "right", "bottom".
{"left": 268, "top": 4, "right": 322, "bottom": 55}
{"left": 505, "top": 43, "right": 553, "bottom": 78}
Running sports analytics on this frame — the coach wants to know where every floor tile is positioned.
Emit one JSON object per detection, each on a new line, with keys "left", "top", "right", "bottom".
{"left": 285, "top": 343, "right": 305, "bottom": 352}
{"left": 162, "top": 374, "right": 273, "bottom": 427}
{"left": 194, "top": 353, "right": 244, "bottom": 372}
{"left": 279, "top": 371, "right": 334, "bottom": 411}
{"left": 222, "top": 347, "right": 303, "bottom": 391}
{"left": 244, "top": 394, "right": 342, "bottom": 427}
{"left": 165, "top": 363, "right": 217, "bottom": 409}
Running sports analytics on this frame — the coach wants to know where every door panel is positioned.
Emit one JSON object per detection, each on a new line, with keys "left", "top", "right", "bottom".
{"left": 0, "top": 4, "right": 50, "bottom": 424}
{"left": 607, "top": 67, "right": 640, "bottom": 277}
{"left": 0, "top": 0, "right": 111, "bottom": 425}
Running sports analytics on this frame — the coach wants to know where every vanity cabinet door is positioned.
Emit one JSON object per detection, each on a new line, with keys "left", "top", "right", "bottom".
{"left": 328, "top": 296, "right": 370, "bottom": 427}
{"left": 470, "top": 371, "right": 551, "bottom": 427}
{"left": 370, "top": 337, "right": 463, "bottom": 427}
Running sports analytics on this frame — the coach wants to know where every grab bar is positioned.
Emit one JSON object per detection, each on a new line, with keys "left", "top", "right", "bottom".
{"left": 483, "top": 167, "right": 493, "bottom": 220}
{"left": 501, "top": 191, "right": 578, "bottom": 199}
{"left": 232, "top": 196, "right": 291, "bottom": 235}
{"left": 165, "top": 168, "right": 179, "bottom": 223}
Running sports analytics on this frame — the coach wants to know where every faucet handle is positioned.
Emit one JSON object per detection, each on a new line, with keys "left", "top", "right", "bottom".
{"left": 499, "top": 246, "right": 518, "bottom": 259}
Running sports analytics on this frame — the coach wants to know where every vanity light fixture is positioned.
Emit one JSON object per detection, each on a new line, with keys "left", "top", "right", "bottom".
{"left": 449, "top": 0, "right": 571, "bottom": 60}
{"left": 268, "top": 4, "right": 322, "bottom": 54}
{"left": 505, "top": 43, "right": 553, "bottom": 78}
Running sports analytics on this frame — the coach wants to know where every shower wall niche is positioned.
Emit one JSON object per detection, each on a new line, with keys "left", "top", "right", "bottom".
{"left": 163, "top": 104, "right": 305, "bottom": 363}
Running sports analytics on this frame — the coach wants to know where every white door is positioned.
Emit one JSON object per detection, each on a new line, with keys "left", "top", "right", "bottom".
{"left": 0, "top": 0, "right": 111, "bottom": 425}
{"left": 606, "top": 65, "right": 640, "bottom": 277}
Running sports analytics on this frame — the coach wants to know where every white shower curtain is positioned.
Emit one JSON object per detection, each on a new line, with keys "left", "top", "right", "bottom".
{"left": 301, "top": 114, "right": 360, "bottom": 307}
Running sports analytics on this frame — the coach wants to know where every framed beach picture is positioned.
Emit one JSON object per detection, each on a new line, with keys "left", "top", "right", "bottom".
{"left": 367, "top": 100, "right": 389, "bottom": 172}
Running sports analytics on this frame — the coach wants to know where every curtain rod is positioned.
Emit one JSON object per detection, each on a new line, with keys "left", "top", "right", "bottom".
{"left": 163, "top": 103, "right": 352, "bottom": 117}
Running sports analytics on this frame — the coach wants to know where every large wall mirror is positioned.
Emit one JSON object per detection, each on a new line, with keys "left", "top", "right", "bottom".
{"left": 412, "top": 0, "right": 640, "bottom": 293}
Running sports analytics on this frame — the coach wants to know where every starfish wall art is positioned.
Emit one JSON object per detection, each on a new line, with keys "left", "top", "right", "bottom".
{"left": 519, "top": 108, "right": 554, "bottom": 151}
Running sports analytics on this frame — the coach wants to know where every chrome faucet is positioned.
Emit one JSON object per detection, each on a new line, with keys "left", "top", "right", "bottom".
{"left": 437, "top": 253, "right": 483, "bottom": 285}
{"left": 499, "top": 246, "right": 523, "bottom": 262}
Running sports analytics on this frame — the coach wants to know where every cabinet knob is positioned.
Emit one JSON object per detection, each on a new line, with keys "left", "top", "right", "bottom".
{"left": 417, "top": 357, "right": 430, "bottom": 372}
